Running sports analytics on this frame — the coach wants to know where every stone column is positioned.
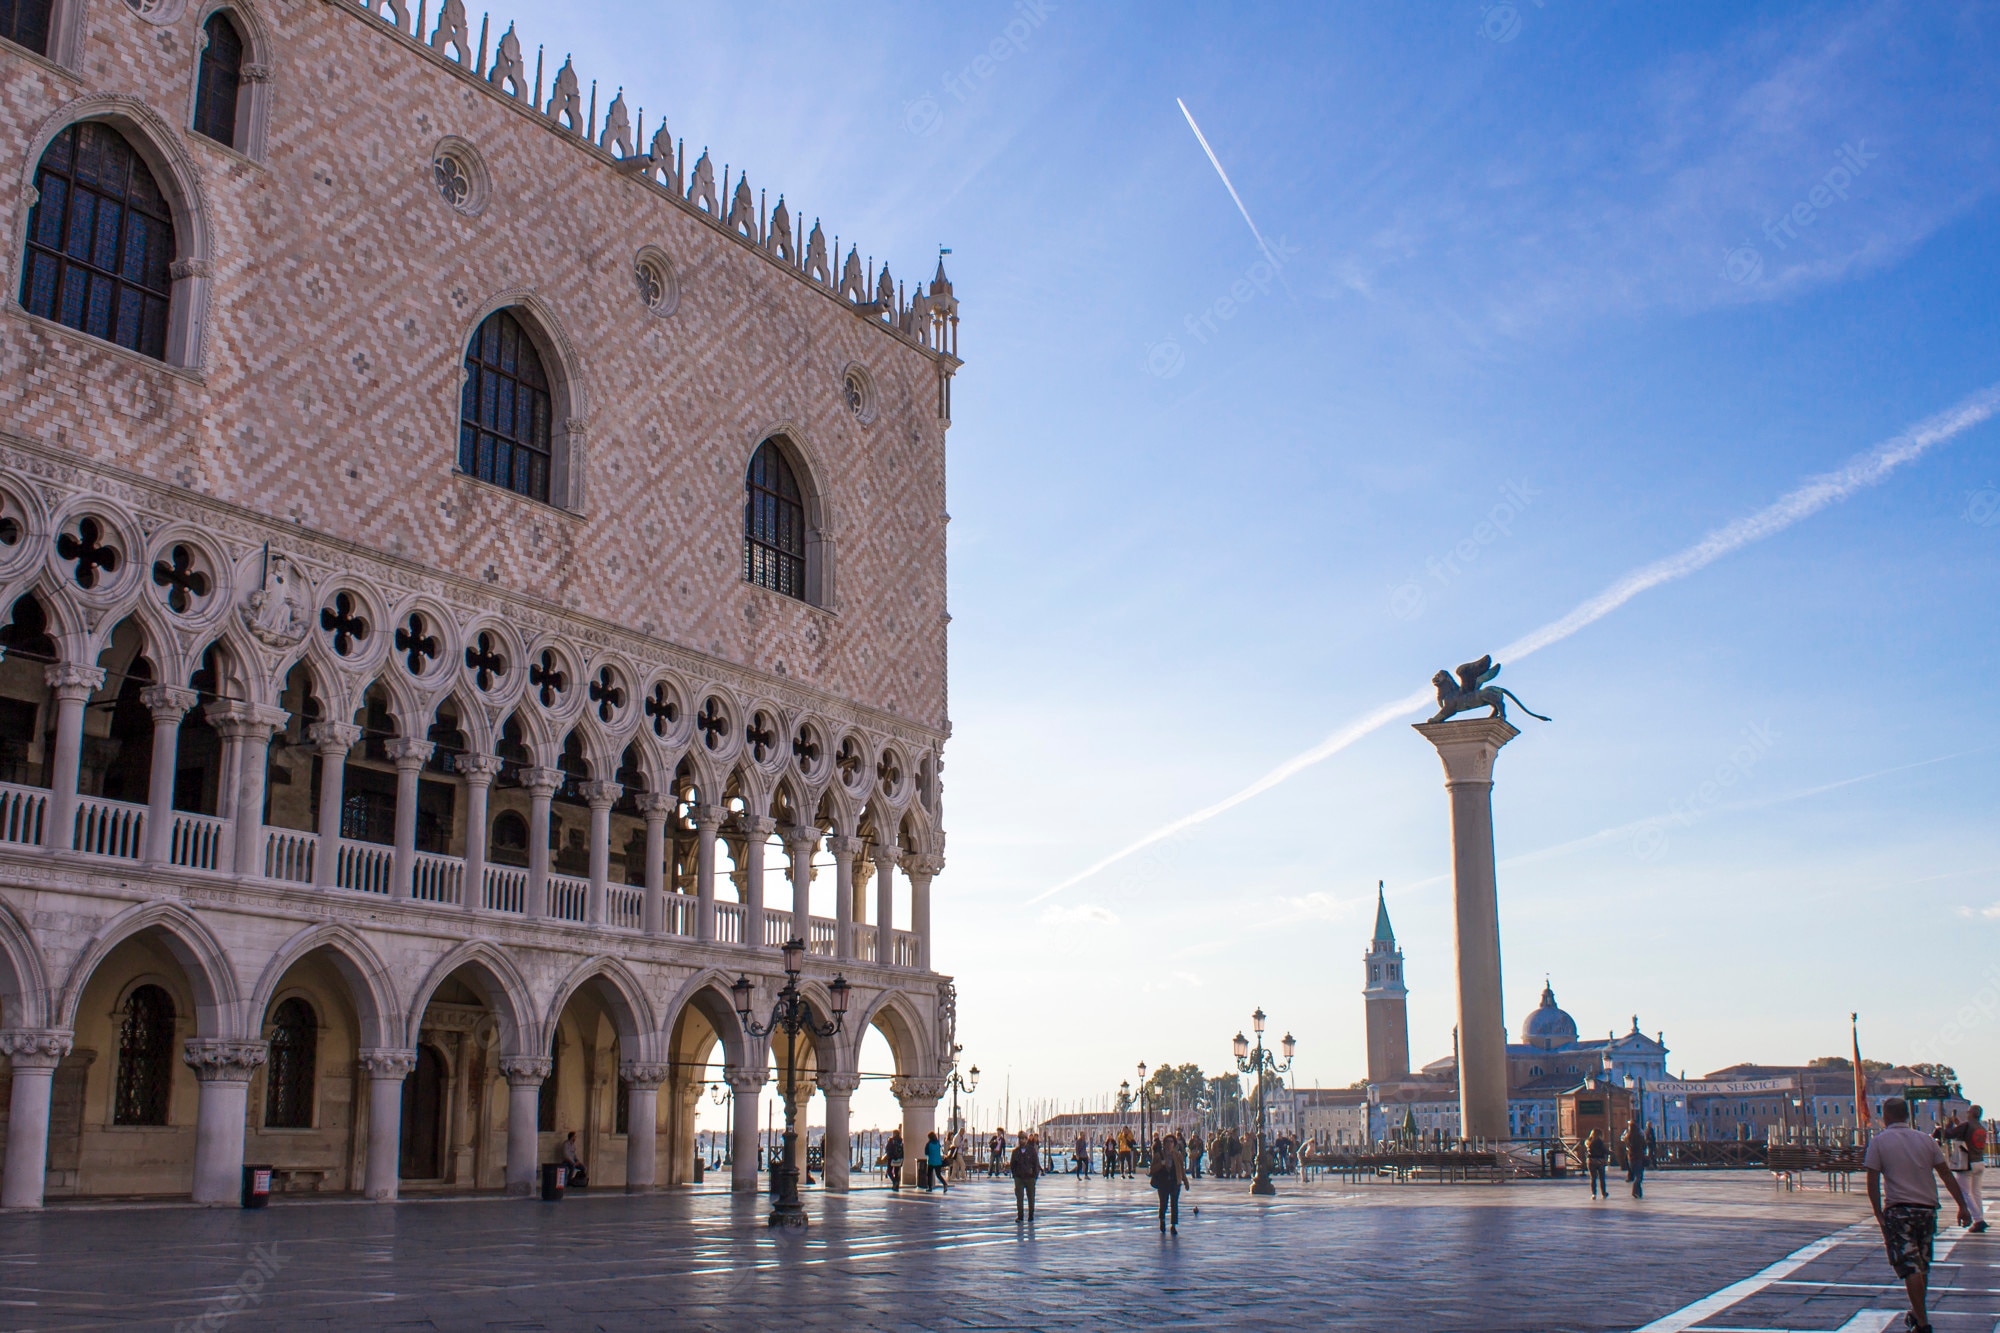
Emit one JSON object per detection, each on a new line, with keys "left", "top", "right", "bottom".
{"left": 523, "top": 767, "right": 563, "bottom": 920}
{"left": 907, "top": 854, "right": 941, "bottom": 973}
{"left": 139, "top": 686, "right": 197, "bottom": 865}
{"left": 891, "top": 1075, "right": 946, "bottom": 1189}
{"left": 742, "top": 816, "right": 775, "bottom": 948}
{"left": 499, "top": 1055, "right": 551, "bottom": 1195}
{"left": 310, "top": 721, "right": 361, "bottom": 889}
{"left": 818, "top": 1071, "right": 859, "bottom": 1192}
{"left": 581, "top": 781, "right": 622, "bottom": 925}
{"left": 183, "top": 1039, "right": 268, "bottom": 1204}
{"left": 784, "top": 825, "right": 818, "bottom": 947}
{"left": 727, "top": 1068, "right": 767, "bottom": 1193}
{"left": 619, "top": 1061, "right": 669, "bottom": 1191}
{"left": 828, "top": 835, "right": 859, "bottom": 960}
{"left": 634, "top": 793, "right": 672, "bottom": 934}
{"left": 43, "top": 663, "right": 105, "bottom": 851}
{"left": 458, "top": 754, "right": 504, "bottom": 910}
{"left": 385, "top": 738, "right": 432, "bottom": 900}
{"left": 874, "top": 844, "right": 900, "bottom": 966}
{"left": 674, "top": 1076, "right": 705, "bottom": 1187}
{"left": 693, "top": 803, "right": 721, "bottom": 942}
{"left": 1413, "top": 717, "right": 1519, "bottom": 1143}
{"left": 358, "top": 1048, "right": 416, "bottom": 1201}
{"left": 0, "top": 1029, "right": 72, "bottom": 1208}
{"left": 210, "top": 703, "right": 290, "bottom": 878}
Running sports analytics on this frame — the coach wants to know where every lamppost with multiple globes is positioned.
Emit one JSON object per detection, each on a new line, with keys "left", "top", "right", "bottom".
{"left": 732, "top": 939, "right": 850, "bottom": 1229}
{"left": 1137, "top": 1061, "right": 1150, "bottom": 1163}
{"left": 708, "top": 1080, "right": 732, "bottom": 1169}
{"left": 1232, "top": 1007, "right": 1296, "bottom": 1197}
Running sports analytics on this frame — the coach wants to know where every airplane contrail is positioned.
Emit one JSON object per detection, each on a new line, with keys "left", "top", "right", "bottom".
{"left": 1176, "top": 97, "right": 1284, "bottom": 276}
{"left": 1028, "top": 382, "right": 2000, "bottom": 905}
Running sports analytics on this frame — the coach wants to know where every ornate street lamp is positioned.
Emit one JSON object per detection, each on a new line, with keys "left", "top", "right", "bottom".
{"left": 1232, "top": 1007, "right": 1296, "bottom": 1197}
{"left": 1138, "top": 1061, "right": 1149, "bottom": 1163}
{"left": 709, "top": 1080, "right": 732, "bottom": 1169}
{"left": 944, "top": 1045, "right": 980, "bottom": 1138}
{"left": 733, "top": 939, "right": 849, "bottom": 1228}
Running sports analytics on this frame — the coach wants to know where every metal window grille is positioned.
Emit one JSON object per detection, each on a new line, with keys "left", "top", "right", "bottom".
{"left": 744, "top": 441, "right": 806, "bottom": 599}
{"left": 264, "top": 997, "right": 318, "bottom": 1129}
{"left": 459, "top": 309, "right": 553, "bottom": 503}
{"left": 19, "top": 123, "right": 177, "bottom": 361}
{"left": 114, "top": 984, "right": 176, "bottom": 1126}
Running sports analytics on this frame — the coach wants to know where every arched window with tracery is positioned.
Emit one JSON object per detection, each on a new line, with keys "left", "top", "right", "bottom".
{"left": 19, "top": 122, "right": 176, "bottom": 361}
{"left": 744, "top": 440, "right": 807, "bottom": 600}
{"left": 263, "top": 996, "right": 318, "bottom": 1128}
{"left": 192, "top": 12, "right": 246, "bottom": 148}
{"left": 460, "top": 309, "right": 553, "bottom": 503}
{"left": 113, "top": 983, "right": 176, "bottom": 1126}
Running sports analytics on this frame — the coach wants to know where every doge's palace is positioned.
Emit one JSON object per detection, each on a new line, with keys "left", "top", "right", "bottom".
{"left": 0, "top": 0, "right": 959, "bottom": 1205}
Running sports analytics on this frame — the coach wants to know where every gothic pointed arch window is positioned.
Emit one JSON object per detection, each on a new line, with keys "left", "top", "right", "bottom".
{"left": 113, "top": 983, "right": 177, "bottom": 1126}
{"left": 20, "top": 122, "right": 177, "bottom": 361}
{"left": 745, "top": 439, "right": 820, "bottom": 603}
{"left": 263, "top": 996, "right": 318, "bottom": 1128}
{"left": 192, "top": 12, "right": 246, "bottom": 148}
{"left": 0, "top": 0, "right": 53, "bottom": 55}
{"left": 460, "top": 308, "right": 555, "bottom": 504}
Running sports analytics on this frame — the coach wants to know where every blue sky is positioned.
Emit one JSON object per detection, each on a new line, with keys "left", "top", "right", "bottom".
{"left": 503, "top": 0, "right": 2000, "bottom": 1129}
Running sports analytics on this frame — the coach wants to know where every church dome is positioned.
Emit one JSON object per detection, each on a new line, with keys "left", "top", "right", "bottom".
{"left": 1521, "top": 981, "right": 1578, "bottom": 1049}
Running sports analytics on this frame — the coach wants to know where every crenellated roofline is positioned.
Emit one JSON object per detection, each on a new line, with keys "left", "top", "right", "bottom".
{"left": 323, "top": 0, "right": 961, "bottom": 370}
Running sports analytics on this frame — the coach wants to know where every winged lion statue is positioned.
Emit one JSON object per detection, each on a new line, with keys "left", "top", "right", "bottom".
{"left": 1428, "top": 655, "right": 1551, "bottom": 725}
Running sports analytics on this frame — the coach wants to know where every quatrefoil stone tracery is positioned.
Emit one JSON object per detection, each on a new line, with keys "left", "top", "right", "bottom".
{"left": 320, "top": 593, "right": 369, "bottom": 657}
{"left": 696, "top": 697, "right": 729, "bottom": 751}
{"left": 465, "top": 631, "right": 506, "bottom": 691}
{"left": 589, "top": 666, "right": 626, "bottom": 722}
{"left": 644, "top": 682, "right": 679, "bottom": 737}
{"left": 150, "top": 544, "right": 210, "bottom": 614}
{"left": 56, "top": 518, "right": 119, "bottom": 590}
{"left": 530, "top": 650, "right": 569, "bottom": 707}
{"left": 745, "top": 711, "right": 777, "bottom": 763}
{"left": 395, "top": 613, "right": 440, "bottom": 675}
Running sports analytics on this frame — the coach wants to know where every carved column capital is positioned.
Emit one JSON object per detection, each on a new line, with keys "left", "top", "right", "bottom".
{"left": 691, "top": 803, "right": 725, "bottom": 830}
{"left": 523, "top": 767, "right": 564, "bottom": 797}
{"left": 633, "top": 791, "right": 675, "bottom": 818}
{"left": 580, "top": 780, "right": 623, "bottom": 809}
{"left": 618, "top": 1061, "right": 671, "bottom": 1089}
{"left": 817, "top": 1072, "right": 861, "bottom": 1097}
{"left": 457, "top": 753, "right": 505, "bottom": 782}
{"left": 725, "top": 1068, "right": 769, "bottom": 1094}
{"left": 206, "top": 700, "right": 290, "bottom": 740}
{"left": 737, "top": 815, "right": 777, "bottom": 839}
{"left": 905, "top": 853, "right": 944, "bottom": 880}
{"left": 310, "top": 720, "right": 363, "bottom": 755}
{"left": 357, "top": 1047, "right": 418, "bottom": 1079}
{"left": 890, "top": 1075, "right": 948, "bottom": 1107}
{"left": 781, "top": 825, "right": 821, "bottom": 854}
{"left": 826, "top": 834, "right": 862, "bottom": 858}
{"left": 43, "top": 663, "right": 105, "bottom": 700}
{"left": 169, "top": 257, "right": 213, "bottom": 281}
{"left": 182, "top": 1038, "right": 268, "bottom": 1082}
{"left": 498, "top": 1055, "right": 553, "bottom": 1086}
{"left": 139, "top": 684, "right": 199, "bottom": 722}
{"left": 678, "top": 1079, "right": 707, "bottom": 1108}
{"left": 0, "top": 1028, "right": 74, "bottom": 1069}
{"left": 239, "top": 62, "right": 272, "bottom": 83}
{"left": 563, "top": 417, "right": 589, "bottom": 442}
{"left": 385, "top": 737, "right": 433, "bottom": 769}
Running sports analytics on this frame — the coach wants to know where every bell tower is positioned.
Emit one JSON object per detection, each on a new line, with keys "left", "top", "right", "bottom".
{"left": 1363, "top": 881, "right": 1411, "bottom": 1083}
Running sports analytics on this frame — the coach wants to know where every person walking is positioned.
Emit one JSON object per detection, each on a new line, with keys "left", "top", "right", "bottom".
{"left": 886, "top": 1128, "right": 905, "bottom": 1192}
{"left": 1585, "top": 1129, "right": 1610, "bottom": 1199}
{"left": 951, "top": 1127, "right": 971, "bottom": 1184}
{"left": 989, "top": 1129, "right": 1006, "bottom": 1178}
{"left": 1011, "top": 1132, "right": 1041, "bottom": 1223}
{"left": 925, "top": 1131, "right": 946, "bottom": 1192}
{"left": 1866, "top": 1097, "right": 1973, "bottom": 1333}
{"left": 1151, "top": 1132, "right": 1188, "bottom": 1234}
{"left": 1623, "top": 1119, "right": 1648, "bottom": 1199}
{"left": 1962, "top": 1106, "right": 1988, "bottom": 1233}
{"left": 1189, "top": 1133, "right": 1205, "bottom": 1179}
{"left": 1074, "top": 1131, "right": 1091, "bottom": 1177}
{"left": 560, "top": 1131, "right": 588, "bottom": 1189}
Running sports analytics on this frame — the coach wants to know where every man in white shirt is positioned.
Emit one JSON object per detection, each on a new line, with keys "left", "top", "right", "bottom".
{"left": 1863, "top": 1097, "right": 1973, "bottom": 1333}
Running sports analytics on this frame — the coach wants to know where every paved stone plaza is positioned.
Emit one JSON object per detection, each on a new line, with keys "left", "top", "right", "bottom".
{"left": 0, "top": 1170, "right": 1990, "bottom": 1330}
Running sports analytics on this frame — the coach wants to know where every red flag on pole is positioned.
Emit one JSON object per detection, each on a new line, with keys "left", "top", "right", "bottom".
{"left": 1852, "top": 1013, "right": 1872, "bottom": 1130}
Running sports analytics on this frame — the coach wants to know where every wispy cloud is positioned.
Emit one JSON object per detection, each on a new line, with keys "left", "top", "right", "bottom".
{"left": 1039, "top": 903, "right": 1119, "bottom": 926}
{"left": 1033, "top": 382, "right": 2000, "bottom": 903}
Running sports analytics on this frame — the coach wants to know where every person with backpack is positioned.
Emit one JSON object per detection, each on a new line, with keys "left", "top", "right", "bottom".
{"left": 1150, "top": 1132, "right": 1188, "bottom": 1233}
{"left": 885, "top": 1129, "right": 905, "bottom": 1191}
{"left": 1948, "top": 1104, "right": 1987, "bottom": 1233}
{"left": 1585, "top": 1129, "right": 1610, "bottom": 1199}
{"left": 1623, "top": 1119, "right": 1648, "bottom": 1199}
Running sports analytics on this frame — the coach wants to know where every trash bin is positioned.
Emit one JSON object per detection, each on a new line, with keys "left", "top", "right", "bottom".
{"left": 241, "top": 1165, "right": 273, "bottom": 1209}
{"left": 540, "top": 1163, "right": 566, "bottom": 1201}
